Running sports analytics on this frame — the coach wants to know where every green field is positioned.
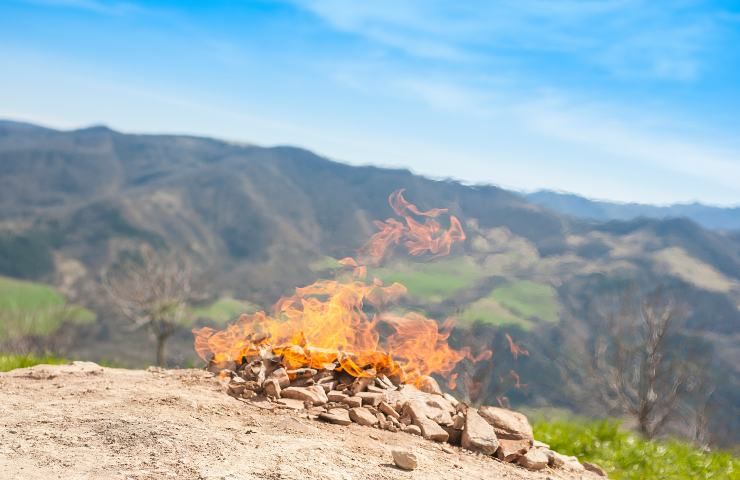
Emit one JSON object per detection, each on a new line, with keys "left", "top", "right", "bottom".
{"left": 0, "top": 353, "right": 68, "bottom": 372}
{"left": 458, "top": 280, "right": 559, "bottom": 329}
{"left": 191, "top": 297, "right": 258, "bottom": 325}
{"left": 0, "top": 276, "right": 95, "bottom": 340}
{"left": 491, "top": 280, "right": 559, "bottom": 323}
{"left": 371, "top": 256, "right": 485, "bottom": 301}
{"left": 534, "top": 418, "right": 738, "bottom": 480}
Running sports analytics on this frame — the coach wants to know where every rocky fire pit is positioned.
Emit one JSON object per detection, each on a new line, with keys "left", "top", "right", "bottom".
{"left": 220, "top": 359, "right": 606, "bottom": 477}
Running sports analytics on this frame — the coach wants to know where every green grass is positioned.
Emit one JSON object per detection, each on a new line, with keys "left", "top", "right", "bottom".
{"left": 371, "top": 256, "right": 485, "bottom": 301}
{"left": 192, "top": 297, "right": 258, "bottom": 325}
{"left": 0, "top": 353, "right": 68, "bottom": 372}
{"left": 458, "top": 296, "right": 534, "bottom": 329}
{"left": 534, "top": 419, "right": 739, "bottom": 480}
{"left": 490, "top": 280, "right": 559, "bottom": 323}
{"left": 0, "top": 276, "right": 95, "bottom": 340}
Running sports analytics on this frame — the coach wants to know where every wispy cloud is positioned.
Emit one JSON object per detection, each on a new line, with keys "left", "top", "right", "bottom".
{"left": 291, "top": 0, "right": 731, "bottom": 81}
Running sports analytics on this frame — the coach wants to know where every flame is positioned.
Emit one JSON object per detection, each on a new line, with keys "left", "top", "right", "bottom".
{"left": 193, "top": 189, "right": 483, "bottom": 386}
{"left": 361, "top": 189, "right": 466, "bottom": 265}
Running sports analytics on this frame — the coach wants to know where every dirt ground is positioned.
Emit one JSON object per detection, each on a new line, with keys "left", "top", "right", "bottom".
{"left": 0, "top": 363, "right": 599, "bottom": 480}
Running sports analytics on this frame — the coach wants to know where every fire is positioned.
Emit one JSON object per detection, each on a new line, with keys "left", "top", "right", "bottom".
{"left": 193, "top": 189, "right": 485, "bottom": 386}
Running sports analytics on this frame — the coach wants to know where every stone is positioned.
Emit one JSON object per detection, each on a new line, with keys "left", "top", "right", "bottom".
{"left": 342, "top": 396, "right": 363, "bottom": 408}
{"left": 478, "top": 406, "right": 533, "bottom": 440}
{"left": 404, "top": 399, "right": 453, "bottom": 427}
{"left": 281, "top": 385, "right": 328, "bottom": 406}
{"left": 583, "top": 462, "right": 607, "bottom": 477}
{"left": 287, "top": 368, "right": 317, "bottom": 380}
{"left": 418, "top": 375, "right": 443, "bottom": 395}
{"left": 268, "top": 367, "right": 290, "bottom": 388}
{"left": 350, "top": 377, "right": 372, "bottom": 395}
{"left": 533, "top": 440, "right": 550, "bottom": 449}
{"left": 496, "top": 438, "right": 531, "bottom": 461}
{"left": 378, "top": 401, "right": 400, "bottom": 419}
{"left": 263, "top": 378, "right": 281, "bottom": 398}
{"left": 461, "top": 408, "right": 499, "bottom": 455}
{"left": 413, "top": 416, "right": 449, "bottom": 442}
{"left": 348, "top": 407, "right": 379, "bottom": 426}
{"left": 403, "top": 424, "right": 422, "bottom": 436}
{"left": 356, "top": 392, "right": 384, "bottom": 406}
{"left": 275, "top": 398, "right": 305, "bottom": 410}
{"left": 318, "top": 408, "right": 352, "bottom": 426}
{"left": 327, "top": 390, "right": 348, "bottom": 402}
{"left": 517, "top": 448, "right": 549, "bottom": 470}
{"left": 442, "top": 445, "right": 455, "bottom": 454}
{"left": 443, "top": 393, "right": 459, "bottom": 407}
{"left": 391, "top": 449, "right": 418, "bottom": 471}
{"left": 367, "top": 385, "right": 386, "bottom": 394}
{"left": 227, "top": 377, "right": 246, "bottom": 396}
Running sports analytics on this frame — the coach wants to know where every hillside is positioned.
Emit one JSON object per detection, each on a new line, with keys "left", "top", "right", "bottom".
{"left": 526, "top": 190, "right": 740, "bottom": 231}
{"left": 0, "top": 362, "right": 600, "bottom": 480}
{"left": 1, "top": 120, "right": 738, "bottom": 445}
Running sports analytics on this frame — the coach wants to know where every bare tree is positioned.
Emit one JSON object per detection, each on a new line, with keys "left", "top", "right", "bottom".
{"left": 568, "top": 286, "right": 708, "bottom": 439}
{"left": 103, "top": 246, "right": 193, "bottom": 367}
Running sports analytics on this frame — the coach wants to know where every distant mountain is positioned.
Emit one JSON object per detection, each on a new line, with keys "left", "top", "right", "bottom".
{"left": 1, "top": 120, "right": 738, "bottom": 444}
{"left": 525, "top": 190, "right": 740, "bottom": 231}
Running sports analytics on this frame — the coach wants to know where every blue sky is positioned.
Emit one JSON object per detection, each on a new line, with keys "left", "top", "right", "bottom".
{"left": 1, "top": 0, "right": 739, "bottom": 205}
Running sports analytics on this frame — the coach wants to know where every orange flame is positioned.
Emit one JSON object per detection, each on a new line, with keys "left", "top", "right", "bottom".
{"left": 193, "top": 189, "right": 481, "bottom": 386}
{"left": 361, "top": 189, "right": 466, "bottom": 265}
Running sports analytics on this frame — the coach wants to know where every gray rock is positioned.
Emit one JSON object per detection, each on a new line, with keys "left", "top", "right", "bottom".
{"left": 461, "top": 408, "right": 499, "bottom": 455}
{"left": 281, "top": 385, "right": 328, "bottom": 405}
{"left": 348, "top": 407, "right": 379, "bottom": 426}
{"left": 517, "top": 448, "right": 549, "bottom": 471}
{"left": 478, "top": 406, "right": 533, "bottom": 440}
{"left": 263, "top": 378, "right": 281, "bottom": 398}
{"left": 342, "top": 396, "right": 363, "bottom": 408}
{"left": 392, "top": 449, "right": 418, "bottom": 470}
{"left": 403, "top": 424, "right": 422, "bottom": 436}
{"left": 318, "top": 408, "right": 352, "bottom": 426}
{"left": 327, "top": 390, "right": 348, "bottom": 402}
{"left": 268, "top": 367, "right": 290, "bottom": 388}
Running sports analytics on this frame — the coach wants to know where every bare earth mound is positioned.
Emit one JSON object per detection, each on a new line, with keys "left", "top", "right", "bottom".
{"left": 0, "top": 363, "right": 598, "bottom": 479}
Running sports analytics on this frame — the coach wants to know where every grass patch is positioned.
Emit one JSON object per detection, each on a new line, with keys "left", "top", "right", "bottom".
{"left": 490, "top": 280, "right": 559, "bottom": 324}
{"left": 0, "top": 353, "right": 67, "bottom": 372}
{"left": 534, "top": 418, "right": 738, "bottom": 480}
{"left": 0, "top": 276, "right": 95, "bottom": 340}
{"left": 458, "top": 296, "right": 534, "bottom": 329}
{"left": 371, "top": 256, "right": 484, "bottom": 301}
{"left": 192, "top": 297, "right": 258, "bottom": 325}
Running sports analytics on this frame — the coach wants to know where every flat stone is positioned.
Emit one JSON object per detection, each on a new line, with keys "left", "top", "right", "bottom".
{"left": 403, "top": 424, "right": 422, "bottom": 436}
{"left": 517, "top": 448, "right": 549, "bottom": 471}
{"left": 275, "top": 398, "right": 305, "bottom": 410}
{"left": 583, "top": 462, "right": 607, "bottom": 477}
{"left": 348, "top": 407, "right": 378, "bottom": 426}
{"left": 461, "top": 408, "right": 499, "bottom": 455}
{"left": 268, "top": 367, "right": 290, "bottom": 388}
{"left": 327, "top": 390, "right": 348, "bottom": 402}
{"left": 392, "top": 449, "right": 418, "bottom": 471}
{"left": 404, "top": 399, "right": 453, "bottom": 427}
{"left": 478, "top": 406, "right": 533, "bottom": 440}
{"left": 287, "top": 368, "right": 317, "bottom": 380}
{"left": 413, "top": 415, "right": 449, "bottom": 442}
{"left": 496, "top": 438, "right": 531, "bottom": 461}
{"left": 356, "top": 392, "right": 384, "bottom": 406}
{"left": 318, "top": 408, "right": 352, "bottom": 426}
{"left": 263, "top": 378, "right": 281, "bottom": 398}
{"left": 451, "top": 413, "right": 465, "bottom": 430}
{"left": 378, "top": 401, "right": 400, "bottom": 419}
{"left": 342, "top": 396, "right": 363, "bottom": 408}
{"left": 281, "top": 385, "right": 328, "bottom": 406}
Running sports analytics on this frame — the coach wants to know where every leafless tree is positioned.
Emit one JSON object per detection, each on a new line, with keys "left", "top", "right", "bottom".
{"left": 102, "top": 246, "right": 194, "bottom": 367}
{"left": 566, "top": 286, "right": 709, "bottom": 439}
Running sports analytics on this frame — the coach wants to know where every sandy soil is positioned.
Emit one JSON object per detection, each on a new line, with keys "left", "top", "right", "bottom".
{"left": 0, "top": 362, "right": 598, "bottom": 480}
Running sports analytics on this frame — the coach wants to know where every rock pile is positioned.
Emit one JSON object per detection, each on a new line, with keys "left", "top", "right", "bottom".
{"left": 221, "top": 360, "right": 606, "bottom": 477}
